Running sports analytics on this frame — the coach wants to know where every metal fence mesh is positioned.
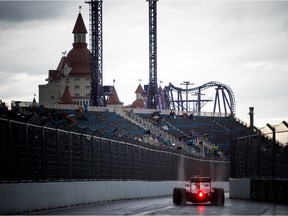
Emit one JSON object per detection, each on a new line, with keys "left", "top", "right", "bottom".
{"left": 0, "top": 118, "right": 229, "bottom": 182}
{"left": 230, "top": 135, "right": 288, "bottom": 179}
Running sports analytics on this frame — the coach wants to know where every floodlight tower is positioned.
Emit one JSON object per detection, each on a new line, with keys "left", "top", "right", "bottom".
{"left": 86, "top": 0, "right": 104, "bottom": 106}
{"left": 147, "top": 0, "right": 158, "bottom": 109}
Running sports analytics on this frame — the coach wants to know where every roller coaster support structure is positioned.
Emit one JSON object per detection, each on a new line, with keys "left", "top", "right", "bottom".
{"left": 163, "top": 81, "right": 236, "bottom": 115}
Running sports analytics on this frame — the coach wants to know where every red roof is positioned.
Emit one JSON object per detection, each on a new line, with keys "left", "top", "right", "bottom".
{"left": 72, "top": 13, "right": 87, "bottom": 33}
{"left": 48, "top": 70, "right": 60, "bottom": 81}
{"left": 130, "top": 98, "right": 145, "bottom": 108}
{"left": 57, "top": 56, "right": 67, "bottom": 70}
{"left": 107, "top": 94, "right": 123, "bottom": 105}
{"left": 107, "top": 86, "right": 123, "bottom": 105}
{"left": 135, "top": 84, "right": 144, "bottom": 93}
{"left": 60, "top": 86, "right": 75, "bottom": 104}
{"left": 66, "top": 44, "right": 91, "bottom": 75}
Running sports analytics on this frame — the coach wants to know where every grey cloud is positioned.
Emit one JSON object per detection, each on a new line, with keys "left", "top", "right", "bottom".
{"left": 0, "top": 1, "right": 77, "bottom": 23}
{"left": 210, "top": 1, "right": 288, "bottom": 21}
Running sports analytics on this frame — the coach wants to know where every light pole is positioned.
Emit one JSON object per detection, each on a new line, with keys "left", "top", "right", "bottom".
{"left": 180, "top": 81, "right": 194, "bottom": 111}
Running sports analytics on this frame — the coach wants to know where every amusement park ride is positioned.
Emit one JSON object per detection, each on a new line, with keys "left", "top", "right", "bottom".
{"left": 163, "top": 81, "right": 236, "bottom": 115}
{"left": 86, "top": 0, "right": 236, "bottom": 115}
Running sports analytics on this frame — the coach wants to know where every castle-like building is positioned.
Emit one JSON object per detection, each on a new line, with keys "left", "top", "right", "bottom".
{"left": 39, "top": 11, "right": 148, "bottom": 108}
{"left": 39, "top": 12, "right": 94, "bottom": 106}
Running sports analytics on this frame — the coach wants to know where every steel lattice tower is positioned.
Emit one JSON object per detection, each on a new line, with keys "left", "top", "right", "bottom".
{"left": 86, "top": 0, "right": 104, "bottom": 106}
{"left": 147, "top": 0, "right": 158, "bottom": 109}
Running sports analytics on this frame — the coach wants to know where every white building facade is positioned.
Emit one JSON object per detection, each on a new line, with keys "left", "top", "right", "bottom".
{"left": 39, "top": 12, "right": 91, "bottom": 106}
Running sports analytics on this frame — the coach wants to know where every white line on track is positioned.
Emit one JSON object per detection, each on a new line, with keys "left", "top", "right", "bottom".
{"left": 138, "top": 206, "right": 174, "bottom": 215}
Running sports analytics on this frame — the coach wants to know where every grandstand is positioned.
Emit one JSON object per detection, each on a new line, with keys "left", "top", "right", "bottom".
{"left": 0, "top": 101, "right": 287, "bottom": 183}
{"left": 0, "top": 101, "right": 285, "bottom": 157}
{"left": 130, "top": 109, "right": 259, "bottom": 158}
{"left": 0, "top": 101, "right": 266, "bottom": 157}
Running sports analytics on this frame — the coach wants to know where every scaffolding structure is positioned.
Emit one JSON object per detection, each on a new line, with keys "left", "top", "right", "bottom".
{"left": 86, "top": 0, "right": 104, "bottom": 106}
{"left": 147, "top": 0, "right": 158, "bottom": 109}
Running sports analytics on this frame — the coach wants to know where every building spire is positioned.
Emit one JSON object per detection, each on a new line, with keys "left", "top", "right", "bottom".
{"left": 72, "top": 12, "right": 87, "bottom": 34}
{"left": 72, "top": 11, "right": 87, "bottom": 44}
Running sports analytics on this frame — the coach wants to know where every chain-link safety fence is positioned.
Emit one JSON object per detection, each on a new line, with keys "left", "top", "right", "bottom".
{"left": 0, "top": 118, "right": 230, "bottom": 183}
{"left": 230, "top": 135, "right": 288, "bottom": 179}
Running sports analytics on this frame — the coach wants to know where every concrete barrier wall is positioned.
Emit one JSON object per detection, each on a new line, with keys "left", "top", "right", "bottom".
{"left": 229, "top": 178, "right": 251, "bottom": 199}
{"left": 0, "top": 181, "right": 184, "bottom": 214}
{"left": 229, "top": 178, "right": 288, "bottom": 204}
{"left": 0, "top": 181, "right": 228, "bottom": 214}
{"left": 212, "top": 181, "right": 229, "bottom": 192}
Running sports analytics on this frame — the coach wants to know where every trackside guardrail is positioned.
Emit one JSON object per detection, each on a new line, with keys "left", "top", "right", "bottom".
{"left": 0, "top": 118, "right": 229, "bottom": 183}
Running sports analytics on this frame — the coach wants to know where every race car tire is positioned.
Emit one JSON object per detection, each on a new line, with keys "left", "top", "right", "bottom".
{"left": 177, "top": 188, "right": 187, "bottom": 206}
{"left": 213, "top": 188, "right": 225, "bottom": 206}
{"left": 173, "top": 188, "right": 178, "bottom": 204}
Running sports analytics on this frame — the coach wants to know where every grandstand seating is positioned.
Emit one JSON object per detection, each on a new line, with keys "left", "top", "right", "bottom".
{"left": 137, "top": 112, "right": 259, "bottom": 158}
{"left": 2, "top": 102, "right": 287, "bottom": 185}
{"left": 0, "top": 104, "right": 260, "bottom": 159}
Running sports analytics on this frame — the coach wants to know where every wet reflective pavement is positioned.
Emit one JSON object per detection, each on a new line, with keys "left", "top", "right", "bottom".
{"left": 31, "top": 194, "right": 288, "bottom": 215}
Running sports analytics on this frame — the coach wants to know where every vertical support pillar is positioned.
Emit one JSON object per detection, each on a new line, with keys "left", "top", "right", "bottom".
{"left": 42, "top": 125, "right": 45, "bottom": 181}
{"left": 91, "top": 133, "right": 95, "bottom": 180}
{"left": 266, "top": 123, "right": 276, "bottom": 178}
{"left": 221, "top": 88, "right": 227, "bottom": 114}
{"left": 8, "top": 120, "right": 12, "bottom": 182}
{"left": 25, "top": 123, "right": 29, "bottom": 181}
{"left": 69, "top": 131, "right": 73, "bottom": 180}
{"left": 87, "top": 0, "right": 104, "bottom": 106}
{"left": 125, "top": 143, "right": 128, "bottom": 180}
{"left": 147, "top": 0, "right": 158, "bottom": 109}
{"left": 197, "top": 88, "right": 201, "bottom": 113}
{"left": 213, "top": 87, "right": 221, "bottom": 114}
{"left": 81, "top": 133, "right": 84, "bottom": 180}
{"left": 57, "top": 129, "right": 60, "bottom": 180}
{"left": 249, "top": 107, "right": 254, "bottom": 129}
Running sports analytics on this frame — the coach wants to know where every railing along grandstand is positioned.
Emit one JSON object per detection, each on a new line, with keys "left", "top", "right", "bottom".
{"left": 14, "top": 101, "right": 231, "bottom": 118}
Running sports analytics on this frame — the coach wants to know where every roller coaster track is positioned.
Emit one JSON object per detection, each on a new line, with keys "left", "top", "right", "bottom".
{"left": 163, "top": 81, "right": 236, "bottom": 115}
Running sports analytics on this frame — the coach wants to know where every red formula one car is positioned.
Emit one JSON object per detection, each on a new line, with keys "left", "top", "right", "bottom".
{"left": 173, "top": 176, "right": 225, "bottom": 206}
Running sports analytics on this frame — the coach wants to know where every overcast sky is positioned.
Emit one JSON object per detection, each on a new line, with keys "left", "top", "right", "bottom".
{"left": 0, "top": 0, "right": 288, "bottom": 130}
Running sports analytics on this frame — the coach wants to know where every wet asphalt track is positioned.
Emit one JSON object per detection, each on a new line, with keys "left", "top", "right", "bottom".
{"left": 31, "top": 194, "right": 288, "bottom": 215}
